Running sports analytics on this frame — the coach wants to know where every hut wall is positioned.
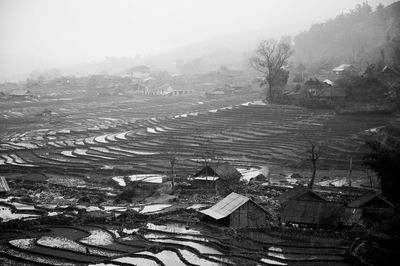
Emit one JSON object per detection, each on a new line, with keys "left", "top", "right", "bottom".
{"left": 193, "top": 180, "right": 216, "bottom": 189}
{"left": 229, "top": 201, "right": 267, "bottom": 228}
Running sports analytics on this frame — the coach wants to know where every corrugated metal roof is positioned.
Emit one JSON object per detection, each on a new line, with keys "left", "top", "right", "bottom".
{"left": 281, "top": 200, "right": 345, "bottom": 225}
{"left": 200, "top": 192, "right": 249, "bottom": 220}
{"left": 200, "top": 192, "right": 271, "bottom": 220}
{"left": 277, "top": 185, "right": 326, "bottom": 204}
{"left": 348, "top": 192, "right": 396, "bottom": 209}
{"left": 0, "top": 176, "right": 10, "bottom": 192}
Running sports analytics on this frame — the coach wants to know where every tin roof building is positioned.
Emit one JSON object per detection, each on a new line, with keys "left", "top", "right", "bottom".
{"left": 200, "top": 192, "right": 271, "bottom": 228}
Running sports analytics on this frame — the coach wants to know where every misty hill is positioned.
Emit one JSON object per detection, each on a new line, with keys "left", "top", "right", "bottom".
{"left": 57, "top": 29, "right": 270, "bottom": 77}
{"left": 293, "top": 1, "right": 400, "bottom": 71}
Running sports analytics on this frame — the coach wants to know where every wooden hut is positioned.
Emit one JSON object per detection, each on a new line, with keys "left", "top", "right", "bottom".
{"left": 0, "top": 176, "right": 10, "bottom": 195}
{"left": 277, "top": 185, "right": 326, "bottom": 204}
{"left": 348, "top": 192, "right": 397, "bottom": 219}
{"left": 193, "top": 163, "right": 242, "bottom": 189}
{"left": 200, "top": 192, "right": 271, "bottom": 228}
{"left": 281, "top": 200, "right": 345, "bottom": 226}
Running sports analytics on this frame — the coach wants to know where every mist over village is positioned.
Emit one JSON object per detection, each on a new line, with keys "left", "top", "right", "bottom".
{"left": 0, "top": 0, "right": 400, "bottom": 265}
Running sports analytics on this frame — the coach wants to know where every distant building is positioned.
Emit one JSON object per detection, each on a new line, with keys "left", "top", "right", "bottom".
{"left": 193, "top": 163, "right": 242, "bottom": 190}
{"left": 147, "top": 83, "right": 193, "bottom": 96}
{"left": 332, "top": 64, "right": 358, "bottom": 76}
{"left": 125, "top": 65, "right": 152, "bottom": 80}
{"left": 0, "top": 176, "right": 10, "bottom": 195}
{"left": 277, "top": 185, "right": 326, "bottom": 204}
{"left": 200, "top": 192, "right": 271, "bottom": 228}
{"left": 8, "top": 90, "right": 31, "bottom": 98}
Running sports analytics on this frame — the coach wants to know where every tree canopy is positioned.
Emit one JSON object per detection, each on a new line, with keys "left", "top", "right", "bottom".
{"left": 293, "top": 2, "right": 400, "bottom": 72}
{"left": 363, "top": 140, "right": 400, "bottom": 203}
{"left": 250, "top": 38, "right": 293, "bottom": 101}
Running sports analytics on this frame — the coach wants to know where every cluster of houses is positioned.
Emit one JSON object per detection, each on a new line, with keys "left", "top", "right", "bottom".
{"left": 285, "top": 63, "right": 400, "bottom": 103}
{"left": 1, "top": 162, "right": 397, "bottom": 229}
{"left": 173, "top": 163, "right": 398, "bottom": 228}
{"left": 0, "top": 64, "right": 256, "bottom": 99}
{"left": 199, "top": 184, "right": 397, "bottom": 229}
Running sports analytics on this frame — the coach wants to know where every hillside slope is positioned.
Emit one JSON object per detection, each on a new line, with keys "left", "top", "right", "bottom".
{"left": 293, "top": 1, "right": 400, "bottom": 70}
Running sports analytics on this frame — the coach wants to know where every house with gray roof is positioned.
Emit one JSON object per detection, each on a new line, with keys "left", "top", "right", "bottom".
{"left": 200, "top": 192, "right": 271, "bottom": 228}
{"left": 348, "top": 191, "right": 397, "bottom": 219}
{"left": 277, "top": 185, "right": 326, "bottom": 204}
{"left": 193, "top": 163, "right": 242, "bottom": 190}
{"left": 332, "top": 64, "right": 358, "bottom": 76}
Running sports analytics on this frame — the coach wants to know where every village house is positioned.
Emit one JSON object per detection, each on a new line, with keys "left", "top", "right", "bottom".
{"left": 0, "top": 176, "right": 10, "bottom": 195}
{"left": 332, "top": 64, "right": 358, "bottom": 76}
{"left": 125, "top": 65, "right": 152, "bottom": 80}
{"left": 348, "top": 191, "right": 397, "bottom": 219}
{"left": 277, "top": 184, "right": 326, "bottom": 204}
{"left": 200, "top": 192, "right": 272, "bottom": 228}
{"left": 193, "top": 163, "right": 242, "bottom": 190}
{"left": 8, "top": 90, "right": 32, "bottom": 98}
{"left": 280, "top": 200, "right": 361, "bottom": 227}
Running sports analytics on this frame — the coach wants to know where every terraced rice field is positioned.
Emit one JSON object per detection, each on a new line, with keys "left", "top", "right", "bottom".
{"left": 0, "top": 94, "right": 388, "bottom": 182}
{"left": 0, "top": 222, "right": 354, "bottom": 265}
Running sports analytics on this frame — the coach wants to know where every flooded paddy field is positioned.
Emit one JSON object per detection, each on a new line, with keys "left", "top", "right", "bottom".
{"left": 0, "top": 209, "right": 357, "bottom": 266}
{"left": 0, "top": 92, "right": 390, "bottom": 265}
{"left": 0, "top": 92, "right": 388, "bottom": 186}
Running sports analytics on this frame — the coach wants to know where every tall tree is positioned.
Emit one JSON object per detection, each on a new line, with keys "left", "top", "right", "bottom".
{"left": 363, "top": 140, "right": 400, "bottom": 202}
{"left": 250, "top": 38, "right": 293, "bottom": 101}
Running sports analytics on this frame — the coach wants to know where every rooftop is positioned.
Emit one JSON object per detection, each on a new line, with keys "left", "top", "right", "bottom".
{"left": 332, "top": 64, "right": 356, "bottom": 72}
{"left": 200, "top": 192, "right": 270, "bottom": 220}
{"left": 277, "top": 185, "right": 326, "bottom": 204}
{"left": 194, "top": 163, "right": 242, "bottom": 181}
{"left": 348, "top": 191, "right": 396, "bottom": 209}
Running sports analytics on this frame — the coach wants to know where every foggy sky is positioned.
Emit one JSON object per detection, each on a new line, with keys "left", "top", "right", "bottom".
{"left": 0, "top": 0, "right": 396, "bottom": 80}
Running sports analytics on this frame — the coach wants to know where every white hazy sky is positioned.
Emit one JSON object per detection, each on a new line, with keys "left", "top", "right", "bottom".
{"left": 0, "top": 0, "right": 396, "bottom": 79}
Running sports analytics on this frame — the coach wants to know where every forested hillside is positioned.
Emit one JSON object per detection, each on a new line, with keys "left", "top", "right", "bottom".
{"left": 293, "top": 2, "right": 400, "bottom": 72}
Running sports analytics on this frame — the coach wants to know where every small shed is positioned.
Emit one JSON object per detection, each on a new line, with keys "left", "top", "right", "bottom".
{"left": 281, "top": 200, "right": 345, "bottom": 226}
{"left": 348, "top": 192, "right": 397, "bottom": 218}
{"left": 193, "top": 163, "right": 242, "bottom": 189}
{"left": 200, "top": 192, "right": 271, "bottom": 228}
{"left": 277, "top": 185, "right": 326, "bottom": 204}
{"left": 332, "top": 64, "right": 358, "bottom": 76}
{"left": 0, "top": 176, "right": 10, "bottom": 195}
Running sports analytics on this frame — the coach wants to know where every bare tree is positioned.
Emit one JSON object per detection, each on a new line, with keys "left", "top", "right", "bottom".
{"left": 307, "top": 141, "right": 321, "bottom": 189}
{"left": 165, "top": 136, "right": 181, "bottom": 194}
{"left": 250, "top": 37, "right": 293, "bottom": 101}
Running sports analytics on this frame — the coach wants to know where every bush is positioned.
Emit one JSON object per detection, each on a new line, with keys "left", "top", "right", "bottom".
{"left": 116, "top": 187, "right": 137, "bottom": 203}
